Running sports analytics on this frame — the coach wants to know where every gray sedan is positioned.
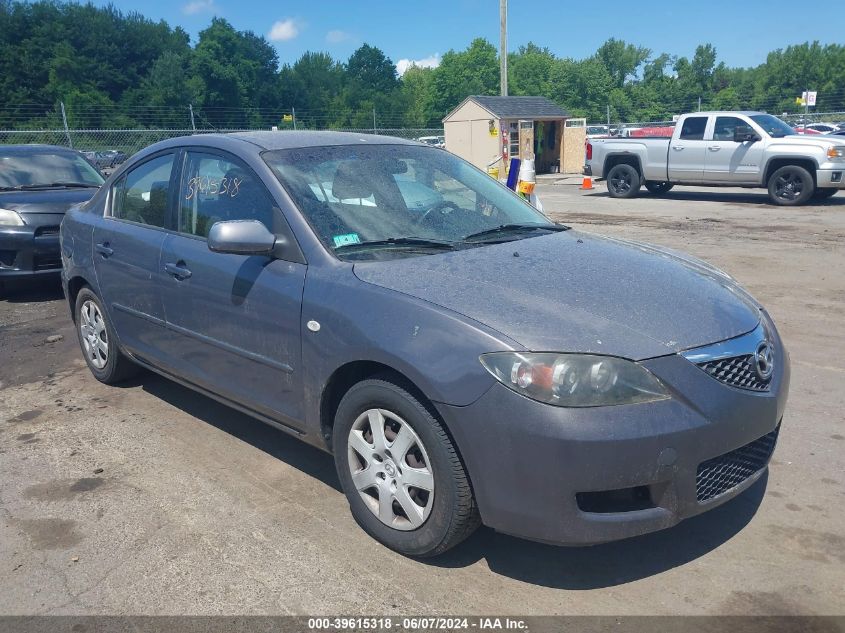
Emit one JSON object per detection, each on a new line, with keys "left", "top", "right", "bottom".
{"left": 60, "top": 132, "right": 790, "bottom": 556}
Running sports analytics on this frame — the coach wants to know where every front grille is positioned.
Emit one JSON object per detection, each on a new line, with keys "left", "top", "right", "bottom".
{"left": 697, "top": 354, "right": 770, "bottom": 392}
{"left": 33, "top": 254, "right": 62, "bottom": 270}
{"left": 696, "top": 426, "right": 779, "bottom": 502}
{"left": 34, "top": 225, "right": 60, "bottom": 237}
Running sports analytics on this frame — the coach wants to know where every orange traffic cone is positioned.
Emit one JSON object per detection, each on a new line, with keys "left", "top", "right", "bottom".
{"left": 580, "top": 175, "right": 594, "bottom": 190}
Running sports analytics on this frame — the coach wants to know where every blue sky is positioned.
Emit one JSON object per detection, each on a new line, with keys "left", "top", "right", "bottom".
{"left": 93, "top": 0, "right": 842, "bottom": 72}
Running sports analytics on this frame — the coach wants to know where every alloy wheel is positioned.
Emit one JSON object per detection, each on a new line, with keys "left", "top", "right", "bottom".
{"left": 79, "top": 300, "right": 108, "bottom": 369}
{"left": 774, "top": 170, "right": 804, "bottom": 201}
{"left": 347, "top": 408, "right": 435, "bottom": 530}
{"left": 611, "top": 172, "right": 632, "bottom": 194}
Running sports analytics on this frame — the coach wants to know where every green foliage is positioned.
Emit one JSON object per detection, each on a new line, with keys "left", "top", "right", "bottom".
{"left": 3, "top": 0, "right": 845, "bottom": 130}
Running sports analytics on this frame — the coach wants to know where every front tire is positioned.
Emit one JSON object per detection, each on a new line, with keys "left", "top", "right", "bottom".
{"left": 333, "top": 378, "right": 480, "bottom": 557}
{"left": 644, "top": 181, "right": 674, "bottom": 195}
{"left": 606, "top": 164, "right": 641, "bottom": 198}
{"left": 768, "top": 165, "right": 815, "bottom": 206}
{"left": 74, "top": 287, "right": 139, "bottom": 384}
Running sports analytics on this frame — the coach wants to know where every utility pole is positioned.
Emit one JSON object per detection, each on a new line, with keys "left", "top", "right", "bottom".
{"left": 292, "top": 107, "right": 297, "bottom": 130}
{"left": 607, "top": 104, "right": 610, "bottom": 127}
{"left": 373, "top": 107, "right": 377, "bottom": 135}
{"left": 59, "top": 101, "right": 72, "bottom": 148}
{"left": 189, "top": 103, "right": 196, "bottom": 132}
{"left": 698, "top": 96, "right": 702, "bottom": 112}
{"left": 499, "top": 0, "right": 508, "bottom": 96}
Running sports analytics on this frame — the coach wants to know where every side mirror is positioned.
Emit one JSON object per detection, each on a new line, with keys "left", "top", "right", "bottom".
{"left": 208, "top": 220, "right": 277, "bottom": 256}
{"left": 734, "top": 126, "right": 760, "bottom": 143}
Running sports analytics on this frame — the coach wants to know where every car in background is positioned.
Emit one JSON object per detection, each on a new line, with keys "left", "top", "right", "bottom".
{"left": 62, "top": 131, "right": 788, "bottom": 557}
{"left": 586, "top": 125, "right": 610, "bottom": 138}
{"left": 587, "top": 111, "right": 845, "bottom": 205}
{"left": 416, "top": 135, "right": 445, "bottom": 148}
{"left": 0, "top": 144, "right": 103, "bottom": 294}
{"left": 793, "top": 125, "right": 824, "bottom": 135}
{"left": 802, "top": 123, "right": 839, "bottom": 134}
{"left": 94, "top": 150, "right": 128, "bottom": 169}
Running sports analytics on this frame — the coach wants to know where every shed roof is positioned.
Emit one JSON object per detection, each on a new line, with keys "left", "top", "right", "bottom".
{"left": 444, "top": 95, "right": 569, "bottom": 122}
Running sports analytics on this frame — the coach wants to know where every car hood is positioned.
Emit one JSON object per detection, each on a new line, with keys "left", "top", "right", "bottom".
{"left": 0, "top": 188, "right": 96, "bottom": 214}
{"left": 770, "top": 134, "right": 845, "bottom": 150}
{"left": 352, "top": 231, "right": 762, "bottom": 360}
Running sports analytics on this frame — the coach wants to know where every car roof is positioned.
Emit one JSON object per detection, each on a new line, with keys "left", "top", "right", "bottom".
{"left": 194, "top": 131, "right": 418, "bottom": 150}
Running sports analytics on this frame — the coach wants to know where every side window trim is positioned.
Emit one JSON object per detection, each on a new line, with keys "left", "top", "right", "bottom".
{"left": 106, "top": 150, "right": 179, "bottom": 232}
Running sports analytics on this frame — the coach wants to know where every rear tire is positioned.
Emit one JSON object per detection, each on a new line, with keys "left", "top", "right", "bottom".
{"left": 74, "top": 287, "right": 139, "bottom": 384}
{"left": 606, "top": 164, "right": 641, "bottom": 198}
{"left": 333, "top": 378, "right": 480, "bottom": 557}
{"left": 644, "top": 181, "right": 674, "bottom": 195}
{"left": 768, "top": 165, "right": 815, "bottom": 206}
{"left": 813, "top": 188, "right": 837, "bottom": 200}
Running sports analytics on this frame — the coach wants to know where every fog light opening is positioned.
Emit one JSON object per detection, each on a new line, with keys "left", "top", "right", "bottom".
{"left": 576, "top": 485, "right": 655, "bottom": 514}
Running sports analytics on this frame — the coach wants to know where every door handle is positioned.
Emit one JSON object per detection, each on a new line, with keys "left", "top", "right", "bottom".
{"left": 708, "top": 146, "right": 722, "bottom": 151}
{"left": 95, "top": 242, "right": 114, "bottom": 258}
{"left": 164, "top": 262, "right": 192, "bottom": 281}
{"left": 671, "top": 146, "right": 685, "bottom": 151}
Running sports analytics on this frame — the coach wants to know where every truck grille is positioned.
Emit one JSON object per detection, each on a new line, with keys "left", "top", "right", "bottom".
{"left": 696, "top": 426, "right": 779, "bottom": 502}
{"left": 697, "top": 354, "right": 770, "bottom": 392}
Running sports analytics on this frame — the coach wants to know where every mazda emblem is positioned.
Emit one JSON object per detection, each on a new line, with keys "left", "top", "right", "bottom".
{"left": 753, "top": 340, "right": 775, "bottom": 381}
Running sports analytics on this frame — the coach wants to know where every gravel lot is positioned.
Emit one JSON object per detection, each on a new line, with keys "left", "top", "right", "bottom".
{"left": 1, "top": 180, "right": 843, "bottom": 616}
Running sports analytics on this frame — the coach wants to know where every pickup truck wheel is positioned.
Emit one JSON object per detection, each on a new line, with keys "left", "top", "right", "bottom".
{"left": 813, "top": 188, "right": 837, "bottom": 200}
{"left": 645, "top": 181, "right": 674, "bottom": 195}
{"left": 768, "top": 165, "right": 814, "bottom": 206}
{"left": 606, "top": 164, "right": 640, "bottom": 198}
{"left": 334, "top": 378, "right": 480, "bottom": 557}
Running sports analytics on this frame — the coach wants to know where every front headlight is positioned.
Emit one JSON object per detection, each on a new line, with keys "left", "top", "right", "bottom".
{"left": 480, "top": 352, "right": 669, "bottom": 407}
{"left": 827, "top": 146, "right": 845, "bottom": 161}
{"left": 0, "top": 208, "right": 25, "bottom": 226}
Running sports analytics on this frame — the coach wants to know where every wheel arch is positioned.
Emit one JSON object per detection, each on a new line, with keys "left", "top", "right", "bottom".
{"left": 66, "top": 275, "right": 94, "bottom": 322}
{"left": 603, "top": 153, "right": 643, "bottom": 179}
{"left": 319, "top": 360, "right": 444, "bottom": 452}
{"left": 764, "top": 157, "right": 818, "bottom": 186}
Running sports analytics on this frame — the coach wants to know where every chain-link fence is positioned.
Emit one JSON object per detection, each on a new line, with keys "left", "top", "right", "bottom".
{"left": 0, "top": 127, "right": 445, "bottom": 156}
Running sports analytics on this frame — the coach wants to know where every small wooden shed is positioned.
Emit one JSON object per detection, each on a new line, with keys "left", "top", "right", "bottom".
{"left": 443, "top": 95, "right": 570, "bottom": 174}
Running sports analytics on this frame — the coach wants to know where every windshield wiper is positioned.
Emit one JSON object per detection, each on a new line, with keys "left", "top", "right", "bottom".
{"left": 334, "top": 237, "right": 458, "bottom": 253}
{"left": 18, "top": 182, "right": 100, "bottom": 190}
{"left": 462, "top": 223, "right": 569, "bottom": 243}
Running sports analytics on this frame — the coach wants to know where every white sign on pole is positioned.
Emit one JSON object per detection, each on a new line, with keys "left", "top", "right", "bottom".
{"left": 802, "top": 91, "right": 818, "bottom": 106}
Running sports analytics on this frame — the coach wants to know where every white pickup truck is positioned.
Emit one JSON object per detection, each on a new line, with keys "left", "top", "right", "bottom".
{"left": 585, "top": 111, "right": 845, "bottom": 205}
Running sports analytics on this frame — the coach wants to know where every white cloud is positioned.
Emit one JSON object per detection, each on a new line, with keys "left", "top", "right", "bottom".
{"left": 326, "top": 29, "right": 351, "bottom": 44}
{"left": 182, "top": 0, "right": 217, "bottom": 15}
{"left": 268, "top": 18, "right": 299, "bottom": 42}
{"left": 396, "top": 54, "right": 441, "bottom": 76}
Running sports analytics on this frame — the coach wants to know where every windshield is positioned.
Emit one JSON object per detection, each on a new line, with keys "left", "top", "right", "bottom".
{"left": 0, "top": 149, "right": 104, "bottom": 188}
{"left": 264, "top": 144, "right": 556, "bottom": 260}
{"left": 749, "top": 114, "right": 796, "bottom": 138}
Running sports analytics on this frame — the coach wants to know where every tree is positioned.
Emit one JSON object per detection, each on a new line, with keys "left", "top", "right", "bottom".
{"left": 595, "top": 38, "right": 650, "bottom": 87}
{"left": 431, "top": 38, "right": 499, "bottom": 117}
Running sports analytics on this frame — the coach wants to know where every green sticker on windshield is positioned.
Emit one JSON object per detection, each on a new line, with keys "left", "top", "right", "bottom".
{"left": 332, "top": 233, "right": 361, "bottom": 247}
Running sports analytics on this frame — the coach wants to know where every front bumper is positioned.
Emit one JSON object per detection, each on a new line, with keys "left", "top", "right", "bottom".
{"left": 816, "top": 168, "right": 845, "bottom": 188}
{"left": 436, "top": 331, "right": 790, "bottom": 546}
{"left": 0, "top": 224, "right": 62, "bottom": 281}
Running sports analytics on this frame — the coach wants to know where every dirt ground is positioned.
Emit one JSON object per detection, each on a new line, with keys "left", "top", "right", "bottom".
{"left": 1, "top": 180, "right": 843, "bottom": 616}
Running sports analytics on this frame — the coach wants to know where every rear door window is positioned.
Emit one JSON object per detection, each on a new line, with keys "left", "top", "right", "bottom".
{"left": 111, "top": 153, "right": 175, "bottom": 228}
{"left": 679, "top": 117, "right": 708, "bottom": 141}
